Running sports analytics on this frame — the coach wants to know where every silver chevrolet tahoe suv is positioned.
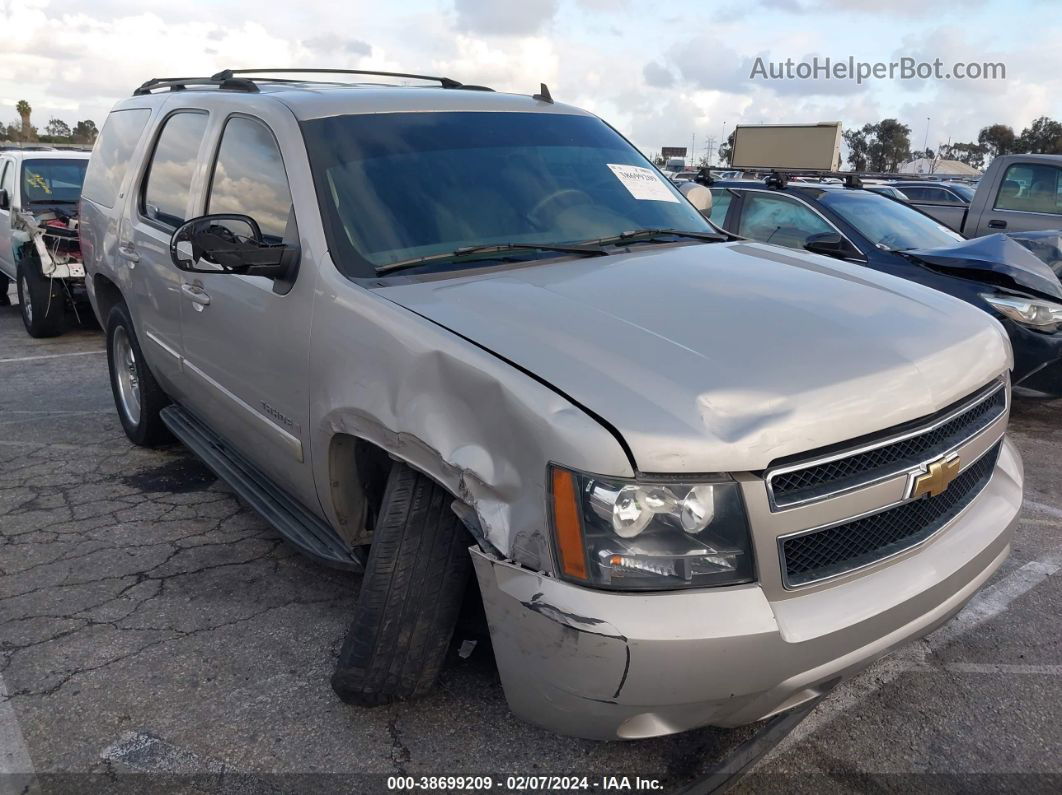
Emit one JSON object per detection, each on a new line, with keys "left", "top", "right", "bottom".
{"left": 81, "top": 69, "right": 1023, "bottom": 740}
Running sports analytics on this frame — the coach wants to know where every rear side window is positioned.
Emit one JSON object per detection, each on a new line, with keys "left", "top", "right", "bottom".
{"left": 81, "top": 109, "right": 151, "bottom": 208}
{"left": 142, "top": 111, "right": 208, "bottom": 228}
{"left": 207, "top": 117, "right": 294, "bottom": 242}
{"left": 898, "top": 186, "right": 920, "bottom": 200}
{"left": 737, "top": 193, "right": 833, "bottom": 250}
{"left": 708, "top": 189, "right": 732, "bottom": 225}
{"left": 995, "top": 163, "right": 1062, "bottom": 215}
{"left": 919, "top": 187, "right": 962, "bottom": 204}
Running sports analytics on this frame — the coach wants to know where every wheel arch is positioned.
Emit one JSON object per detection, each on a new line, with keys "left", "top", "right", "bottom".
{"left": 92, "top": 273, "right": 125, "bottom": 326}
{"left": 325, "top": 431, "right": 490, "bottom": 554}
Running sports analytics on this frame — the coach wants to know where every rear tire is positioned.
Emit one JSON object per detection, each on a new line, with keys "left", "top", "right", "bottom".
{"left": 0, "top": 272, "right": 11, "bottom": 306}
{"left": 332, "top": 462, "right": 473, "bottom": 706}
{"left": 106, "top": 303, "right": 172, "bottom": 446}
{"left": 16, "top": 257, "right": 66, "bottom": 337}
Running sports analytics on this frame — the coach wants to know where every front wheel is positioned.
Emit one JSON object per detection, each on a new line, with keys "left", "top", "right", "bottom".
{"left": 106, "top": 303, "right": 172, "bottom": 446}
{"left": 332, "top": 462, "right": 473, "bottom": 705}
{"left": 16, "top": 258, "right": 66, "bottom": 337}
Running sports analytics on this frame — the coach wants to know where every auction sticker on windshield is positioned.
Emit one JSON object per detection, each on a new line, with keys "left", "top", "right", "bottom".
{"left": 607, "top": 164, "right": 680, "bottom": 202}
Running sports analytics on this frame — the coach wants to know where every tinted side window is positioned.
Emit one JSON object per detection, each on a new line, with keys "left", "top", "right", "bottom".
{"left": 924, "top": 187, "right": 961, "bottom": 203}
{"left": 142, "top": 112, "right": 208, "bottom": 228}
{"left": 207, "top": 117, "right": 294, "bottom": 242}
{"left": 81, "top": 109, "right": 151, "bottom": 208}
{"left": 708, "top": 189, "right": 732, "bottom": 225}
{"left": 737, "top": 193, "right": 833, "bottom": 250}
{"left": 995, "top": 163, "right": 1062, "bottom": 215}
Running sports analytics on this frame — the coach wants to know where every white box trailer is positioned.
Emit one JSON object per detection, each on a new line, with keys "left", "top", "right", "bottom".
{"left": 730, "top": 122, "right": 842, "bottom": 171}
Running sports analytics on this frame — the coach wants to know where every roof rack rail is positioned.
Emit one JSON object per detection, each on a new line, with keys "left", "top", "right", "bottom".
{"left": 210, "top": 68, "right": 467, "bottom": 89}
{"left": 133, "top": 76, "right": 259, "bottom": 96}
{"left": 854, "top": 172, "right": 974, "bottom": 182}
{"left": 699, "top": 167, "right": 863, "bottom": 190}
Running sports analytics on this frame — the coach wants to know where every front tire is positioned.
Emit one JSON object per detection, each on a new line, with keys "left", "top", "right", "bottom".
{"left": 332, "top": 462, "right": 473, "bottom": 706}
{"left": 106, "top": 303, "right": 172, "bottom": 446}
{"left": 16, "top": 257, "right": 66, "bottom": 337}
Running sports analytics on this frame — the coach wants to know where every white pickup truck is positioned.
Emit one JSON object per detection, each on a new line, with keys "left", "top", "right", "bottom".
{"left": 0, "top": 149, "right": 91, "bottom": 336}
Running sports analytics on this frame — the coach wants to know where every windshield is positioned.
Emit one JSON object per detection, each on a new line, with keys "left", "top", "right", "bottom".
{"left": 302, "top": 111, "right": 712, "bottom": 276}
{"left": 21, "top": 159, "right": 88, "bottom": 204}
{"left": 819, "top": 190, "right": 964, "bottom": 251}
{"left": 949, "top": 183, "right": 976, "bottom": 202}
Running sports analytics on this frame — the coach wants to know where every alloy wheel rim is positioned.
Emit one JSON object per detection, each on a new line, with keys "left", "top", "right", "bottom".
{"left": 112, "top": 326, "right": 142, "bottom": 425}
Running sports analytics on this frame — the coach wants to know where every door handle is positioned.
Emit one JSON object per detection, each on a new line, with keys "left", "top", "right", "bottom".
{"left": 117, "top": 241, "right": 140, "bottom": 264}
{"left": 180, "top": 283, "right": 211, "bottom": 309}
{"left": 988, "top": 219, "right": 1007, "bottom": 229}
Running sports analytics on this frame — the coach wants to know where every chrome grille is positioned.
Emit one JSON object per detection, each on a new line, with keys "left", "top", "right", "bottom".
{"left": 767, "top": 381, "right": 1007, "bottom": 509}
{"left": 779, "top": 442, "right": 1001, "bottom": 588}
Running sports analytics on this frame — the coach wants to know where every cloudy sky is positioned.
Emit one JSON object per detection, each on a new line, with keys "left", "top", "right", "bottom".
{"left": 1, "top": 0, "right": 1059, "bottom": 161}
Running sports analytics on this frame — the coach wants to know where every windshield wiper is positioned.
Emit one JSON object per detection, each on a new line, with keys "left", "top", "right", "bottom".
{"left": 376, "top": 242, "right": 608, "bottom": 275}
{"left": 579, "top": 228, "right": 728, "bottom": 247}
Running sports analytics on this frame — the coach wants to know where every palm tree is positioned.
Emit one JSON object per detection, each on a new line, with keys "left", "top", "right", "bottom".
{"left": 16, "top": 100, "right": 32, "bottom": 138}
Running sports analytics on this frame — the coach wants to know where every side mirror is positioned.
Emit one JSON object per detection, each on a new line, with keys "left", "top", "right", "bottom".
{"left": 169, "top": 214, "right": 300, "bottom": 281}
{"left": 804, "top": 232, "right": 856, "bottom": 259}
{"left": 0, "top": 188, "right": 9, "bottom": 211}
{"left": 679, "top": 182, "right": 713, "bottom": 217}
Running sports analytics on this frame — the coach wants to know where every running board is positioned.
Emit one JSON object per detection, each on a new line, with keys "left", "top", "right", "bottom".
{"left": 161, "top": 404, "right": 365, "bottom": 572}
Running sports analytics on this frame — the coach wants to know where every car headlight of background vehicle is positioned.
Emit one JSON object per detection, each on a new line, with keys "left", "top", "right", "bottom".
{"left": 982, "top": 294, "right": 1062, "bottom": 333}
{"left": 549, "top": 466, "right": 755, "bottom": 590}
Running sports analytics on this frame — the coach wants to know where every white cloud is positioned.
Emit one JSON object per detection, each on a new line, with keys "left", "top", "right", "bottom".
{"left": 0, "top": 0, "right": 1058, "bottom": 160}
{"left": 642, "top": 61, "right": 674, "bottom": 88}
{"left": 453, "top": 0, "right": 559, "bottom": 35}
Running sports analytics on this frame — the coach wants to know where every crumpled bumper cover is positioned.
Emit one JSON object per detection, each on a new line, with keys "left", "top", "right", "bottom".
{"left": 1006, "top": 319, "right": 1062, "bottom": 395}
{"left": 472, "top": 438, "right": 1022, "bottom": 741}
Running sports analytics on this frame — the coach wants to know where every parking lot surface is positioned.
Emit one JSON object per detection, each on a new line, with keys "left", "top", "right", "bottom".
{"left": 1, "top": 289, "right": 1061, "bottom": 793}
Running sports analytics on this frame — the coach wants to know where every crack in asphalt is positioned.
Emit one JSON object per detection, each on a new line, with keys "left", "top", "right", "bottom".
{"left": 388, "top": 709, "right": 412, "bottom": 775}
{"left": 0, "top": 429, "right": 357, "bottom": 707}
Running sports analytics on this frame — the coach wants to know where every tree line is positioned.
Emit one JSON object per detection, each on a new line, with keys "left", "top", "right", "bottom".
{"left": 0, "top": 100, "right": 98, "bottom": 146}
{"left": 702, "top": 116, "right": 1062, "bottom": 173}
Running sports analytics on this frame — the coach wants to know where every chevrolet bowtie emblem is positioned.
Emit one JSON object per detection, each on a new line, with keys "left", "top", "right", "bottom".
{"left": 910, "top": 454, "right": 961, "bottom": 499}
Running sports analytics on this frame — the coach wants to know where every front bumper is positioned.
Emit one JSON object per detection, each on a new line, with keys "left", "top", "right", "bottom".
{"left": 1005, "top": 319, "right": 1062, "bottom": 395}
{"left": 472, "top": 437, "right": 1022, "bottom": 741}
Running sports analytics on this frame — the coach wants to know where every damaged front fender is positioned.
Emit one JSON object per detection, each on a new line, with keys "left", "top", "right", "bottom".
{"left": 308, "top": 265, "right": 635, "bottom": 571}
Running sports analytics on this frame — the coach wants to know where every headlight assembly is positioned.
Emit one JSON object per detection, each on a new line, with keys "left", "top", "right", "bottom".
{"left": 549, "top": 466, "right": 756, "bottom": 590}
{"left": 982, "top": 294, "right": 1062, "bottom": 333}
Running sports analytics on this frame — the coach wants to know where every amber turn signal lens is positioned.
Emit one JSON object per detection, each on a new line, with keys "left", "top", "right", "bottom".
{"left": 551, "top": 467, "right": 588, "bottom": 580}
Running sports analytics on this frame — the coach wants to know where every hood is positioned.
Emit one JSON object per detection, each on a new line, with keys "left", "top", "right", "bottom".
{"left": 1005, "top": 231, "right": 1062, "bottom": 283}
{"left": 377, "top": 241, "right": 1010, "bottom": 473}
{"left": 905, "top": 233, "right": 1062, "bottom": 300}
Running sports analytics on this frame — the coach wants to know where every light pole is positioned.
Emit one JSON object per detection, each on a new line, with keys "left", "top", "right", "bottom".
{"left": 923, "top": 116, "right": 931, "bottom": 156}
{"left": 720, "top": 122, "right": 728, "bottom": 165}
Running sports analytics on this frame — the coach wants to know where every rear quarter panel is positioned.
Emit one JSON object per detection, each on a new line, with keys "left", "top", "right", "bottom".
{"left": 81, "top": 101, "right": 162, "bottom": 326}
